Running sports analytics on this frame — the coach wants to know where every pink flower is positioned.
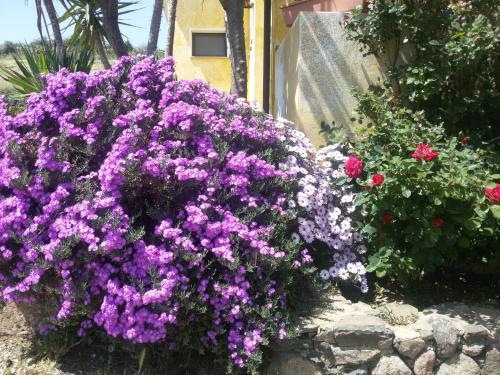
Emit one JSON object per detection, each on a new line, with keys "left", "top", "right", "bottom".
{"left": 432, "top": 218, "right": 445, "bottom": 228}
{"left": 485, "top": 184, "right": 500, "bottom": 204}
{"left": 461, "top": 136, "right": 470, "bottom": 144}
{"left": 372, "top": 174, "right": 384, "bottom": 187}
{"left": 412, "top": 144, "right": 439, "bottom": 161}
{"left": 344, "top": 156, "right": 363, "bottom": 179}
{"left": 383, "top": 212, "right": 394, "bottom": 224}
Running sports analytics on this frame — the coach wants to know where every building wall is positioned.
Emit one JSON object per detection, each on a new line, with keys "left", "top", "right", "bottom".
{"left": 164, "top": 0, "right": 232, "bottom": 93}
{"left": 274, "top": 12, "right": 387, "bottom": 146}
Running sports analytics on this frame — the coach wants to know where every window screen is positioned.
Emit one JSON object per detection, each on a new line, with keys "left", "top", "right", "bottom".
{"left": 192, "top": 32, "right": 227, "bottom": 57}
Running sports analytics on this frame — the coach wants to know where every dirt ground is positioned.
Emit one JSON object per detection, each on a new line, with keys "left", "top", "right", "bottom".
{"left": 0, "top": 303, "right": 138, "bottom": 375}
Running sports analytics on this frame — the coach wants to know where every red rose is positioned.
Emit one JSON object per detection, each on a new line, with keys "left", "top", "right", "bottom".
{"left": 485, "top": 184, "right": 500, "bottom": 204}
{"left": 372, "top": 174, "right": 385, "bottom": 187}
{"left": 344, "top": 156, "right": 363, "bottom": 179}
{"left": 383, "top": 212, "right": 394, "bottom": 224}
{"left": 461, "top": 136, "right": 470, "bottom": 144}
{"left": 432, "top": 218, "right": 445, "bottom": 228}
{"left": 412, "top": 144, "right": 439, "bottom": 161}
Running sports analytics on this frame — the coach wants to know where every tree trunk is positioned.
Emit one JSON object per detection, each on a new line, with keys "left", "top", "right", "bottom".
{"left": 43, "top": 0, "right": 64, "bottom": 63}
{"left": 147, "top": 0, "right": 164, "bottom": 55}
{"left": 219, "top": 0, "right": 247, "bottom": 98}
{"left": 34, "top": 0, "right": 46, "bottom": 44}
{"left": 95, "top": 35, "right": 111, "bottom": 69}
{"left": 98, "top": 0, "right": 129, "bottom": 57}
{"left": 165, "top": 0, "right": 177, "bottom": 56}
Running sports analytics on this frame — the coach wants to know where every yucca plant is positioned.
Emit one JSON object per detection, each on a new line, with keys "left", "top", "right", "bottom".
{"left": 59, "top": 0, "right": 138, "bottom": 68}
{"left": 0, "top": 42, "right": 94, "bottom": 96}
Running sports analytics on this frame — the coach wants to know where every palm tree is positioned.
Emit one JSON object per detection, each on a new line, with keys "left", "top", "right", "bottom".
{"left": 165, "top": 0, "right": 178, "bottom": 57}
{"left": 219, "top": 0, "right": 247, "bottom": 98}
{"left": 60, "top": 0, "right": 136, "bottom": 67}
{"left": 98, "top": 0, "right": 129, "bottom": 57}
{"left": 59, "top": 0, "right": 110, "bottom": 68}
{"left": 43, "top": 0, "right": 64, "bottom": 62}
{"left": 147, "top": 0, "right": 164, "bottom": 55}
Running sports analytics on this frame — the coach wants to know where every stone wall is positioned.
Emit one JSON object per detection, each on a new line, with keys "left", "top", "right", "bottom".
{"left": 266, "top": 295, "right": 500, "bottom": 375}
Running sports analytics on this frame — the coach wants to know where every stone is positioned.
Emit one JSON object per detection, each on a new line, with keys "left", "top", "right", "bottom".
{"left": 273, "top": 338, "right": 312, "bottom": 352}
{"left": 297, "top": 317, "right": 320, "bottom": 334}
{"left": 333, "top": 315, "right": 394, "bottom": 352}
{"left": 343, "top": 366, "right": 368, "bottom": 375}
{"left": 378, "top": 303, "right": 419, "bottom": 324}
{"left": 313, "top": 328, "right": 336, "bottom": 344}
{"left": 267, "top": 352, "right": 322, "bottom": 375}
{"left": 393, "top": 326, "right": 426, "bottom": 359}
{"left": 463, "top": 324, "right": 491, "bottom": 343}
{"left": 462, "top": 343, "right": 485, "bottom": 357}
{"left": 372, "top": 355, "right": 413, "bottom": 375}
{"left": 330, "top": 347, "right": 380, "bottom": 366}
{"left": 432, "top": 318, "right": 461, "bottom": 358}
{"left": 414, "top": 350, "right": 436, "bottom": 375}
{"left": 482, "top": 347, "right": 500, "bottom": 375}
{"left": 436, "top": 353, "right": 480, "bottom": 375}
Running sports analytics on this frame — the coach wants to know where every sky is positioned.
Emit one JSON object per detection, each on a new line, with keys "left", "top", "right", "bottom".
{"left": 0, "top": 0, "right": 166, "bottom": 48}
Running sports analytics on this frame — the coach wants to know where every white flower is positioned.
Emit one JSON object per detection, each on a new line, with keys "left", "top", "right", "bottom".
{"left": 303, "top": 184, "right": 316, "bottom": 196}
{"left": 291, "top": 233, "right": 300, "bottom": 244}
{"left": 288, "top": 200, "right": 296, "bottom": 209}
{"left": 297, "top": 192, "right": 310, "bottom": 207}
{"left": 338, "top": 268, "right": 350, "bottom": 280}
{"left": 328, "top": 266, "right": 338, "bottom": 277}
{"left": 319, "top": 269, "right": 330, "bottom": 281}
{"left": 353, "top": 232, "right": 363, "bottom": 242}
{"left": 341, "top": 193, "right": 354, "bottom": 204}
{"left": 357, "top": 245, "right": 367, "bottom": 254}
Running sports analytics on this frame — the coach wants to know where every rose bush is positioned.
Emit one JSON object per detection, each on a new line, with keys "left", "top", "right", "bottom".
{"left": 0, "top": 56, "right": 366, "bottom": 372}
{"left": 329, "top": 92, "right": 500, "bottom": 283}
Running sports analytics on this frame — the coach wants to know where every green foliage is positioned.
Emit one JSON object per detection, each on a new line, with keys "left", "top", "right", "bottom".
{"left": 345, "top": 0, "right": 500, "bottom": 141}
{"left": 0, "top": 42, "right": 94, "bottom": 96}
{"left": 0, "top": 41, "right": 18, "bottom": 55}
{"left": 336, "top": 92, "right": 500, "bottom": 282}
{"left": 59, "top": 0, "right": 137, "bottom": 50}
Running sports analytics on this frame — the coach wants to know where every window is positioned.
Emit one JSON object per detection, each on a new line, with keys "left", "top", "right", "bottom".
{"left": 192, "top": 32, "right": 227, "bottom": 57}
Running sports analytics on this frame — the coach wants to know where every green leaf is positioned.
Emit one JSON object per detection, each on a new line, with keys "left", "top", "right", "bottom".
{"left": 490, "top": 205, "right": 500, "bottom": 220}
{"left": 375, "top": 269, "right": 387, "bottom": 278}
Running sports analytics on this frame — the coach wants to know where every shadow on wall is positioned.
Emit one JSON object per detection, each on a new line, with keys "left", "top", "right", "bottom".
{"left": 275, "top": 12, "right": 388, "bottom": 146}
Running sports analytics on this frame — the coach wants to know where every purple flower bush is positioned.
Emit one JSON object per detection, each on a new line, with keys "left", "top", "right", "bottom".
{"left": 0, "top": 56, "right": 366, "bottom": 371}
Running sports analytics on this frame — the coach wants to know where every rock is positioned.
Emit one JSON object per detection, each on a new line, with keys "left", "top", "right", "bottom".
{"left": 372, "top": 355, "right": 413, "bottom": 375}
{"left": 432, "top": 318, "right": 461, "bottom": 358}
{"left": 333, "top": 315, "right": 394, "bottom": 352}
{"left": 343, "top": 366, "right": 368, "bottom": 375}
{"left": 459, "top": 324, "right": 491, "bottom": 357}
{"left": 297, "top": 317, "right": 320, "bottom": 334}
{"left": 393, "top": 326, "right": 426, "bottom": 359}
{"left": 313, "top": 328, "right": 336, "bottom": 344}
{"left": 378, "top": 303, "right": 419, "bottom": 324}
{"left": 482, "top": 347, "right": 500, "bottom": 375}
{"left": 273, "top": 338, "right": 311, "bottom": 352}
{"left": 436, "top": 353, "right": 480, "bottom": 375}
{"left": 330, "top": 347, "right": 380, "bottom": 365}
{"left": 267, "top": 352, "right": 322, "bottom": 375}
{"left": 462, "top": 343, "right": 484, "bottom": 357}
{"left": 463, "top": 324, "right": 491, "bottom": 343}
{"left": 414, "top": 350, "right": 436, "bottom": 375}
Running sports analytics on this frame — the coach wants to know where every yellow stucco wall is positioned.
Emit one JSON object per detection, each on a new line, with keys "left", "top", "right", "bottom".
{"left": 164, "top": 0, "right": 230, "bottom": 92}
{"left": 163, "top": 0, "right": 288, "bottom": 106}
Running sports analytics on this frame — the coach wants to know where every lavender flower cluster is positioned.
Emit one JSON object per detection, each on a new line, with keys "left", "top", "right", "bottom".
{"left": 0, "top": 56, "right": 365, "bottom": 369}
